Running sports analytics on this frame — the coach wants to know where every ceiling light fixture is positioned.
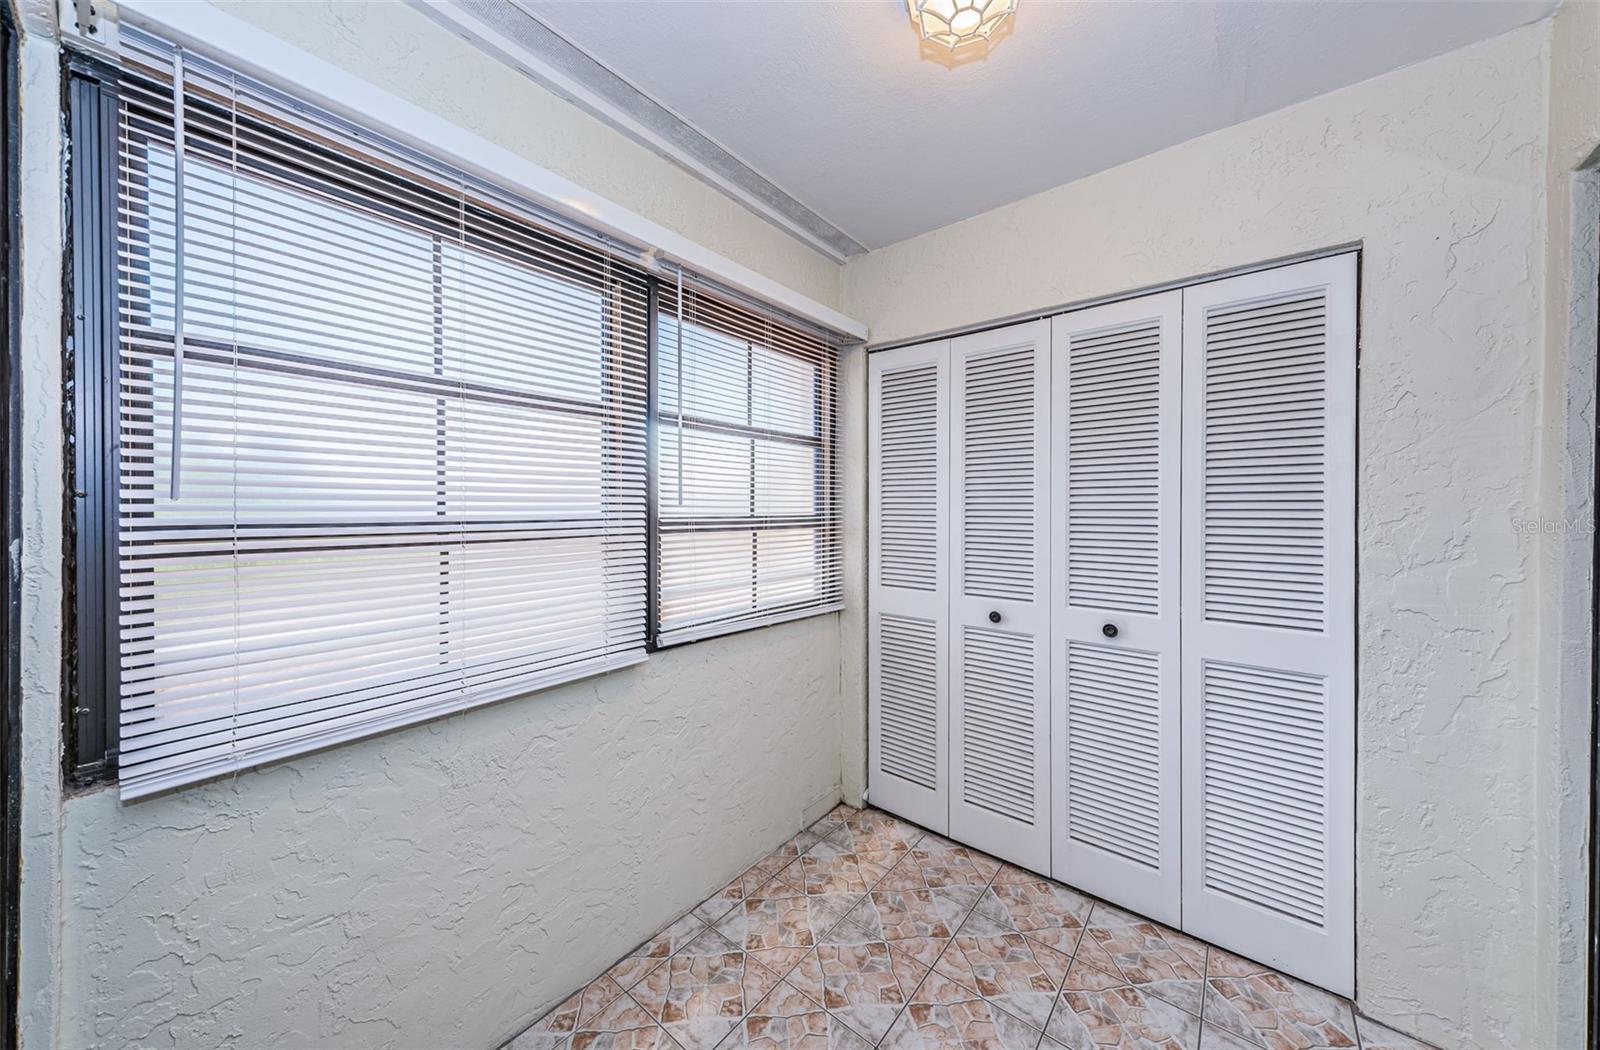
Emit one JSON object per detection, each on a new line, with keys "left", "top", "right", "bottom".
{"left": 907, "top": 0, "right": 1017, "bottom": 51}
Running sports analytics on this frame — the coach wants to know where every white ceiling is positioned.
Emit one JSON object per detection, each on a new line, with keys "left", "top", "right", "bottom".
{"left": 519, "top": 0, "right": 1557, "bottom": 251}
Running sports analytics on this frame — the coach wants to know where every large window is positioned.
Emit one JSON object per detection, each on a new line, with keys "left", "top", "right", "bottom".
{"left": 64, "top": 32, "right": 844, "bottom": 796}
{"left": 654, "top": 286, "right": 842, "bottom": 646}
{"left": 72, "top": 36, "right": 649, "bottom": 797}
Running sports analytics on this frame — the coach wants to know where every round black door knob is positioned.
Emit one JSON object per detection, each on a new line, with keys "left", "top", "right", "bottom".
{"left": 1102, "top": 623, "right": 1119, "bottom": 638}
{"left": 988, "top": 611, "right": 1002, "bottom": 624}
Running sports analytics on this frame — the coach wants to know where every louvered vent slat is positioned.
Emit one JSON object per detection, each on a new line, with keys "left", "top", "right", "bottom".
{"left": 963, "top": 348, "right": 1035, "bottom": 600}
{"left": 1202, "top": 291, "right": 1328, "bottom": 632}
{"left": 1068, "top": 322, "right": 1162, "bottom": 614}
{"left": 878, "top": 366, "right": 940, "bottom": 591}
{"left": 960, "top": 626, "right": 1036, "bottom": 825}
{"left": 1067, "top": 642, "right": 1162, "bottom": 868}
{"left": 877, "top": 614, "right": 940, "bottom": 790}
{"left": 1201, "top": 660, "right": 1327, "bottom": 927}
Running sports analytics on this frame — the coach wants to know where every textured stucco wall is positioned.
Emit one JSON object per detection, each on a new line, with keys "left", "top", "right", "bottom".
{"left": 1537, "top": 3, "right": 1600, "bottom": 1048}
{"left": 13, "top": 11, "right": 66, "bottom": 1048}
{"left": 10, "top": 2, "right": 852, "bottom": 1048}
{"left": 842, "top": 24, "right": 1552, "bottom": 1050}
{"left": 58, "top": 619, "right": 843, "bottom": 1049}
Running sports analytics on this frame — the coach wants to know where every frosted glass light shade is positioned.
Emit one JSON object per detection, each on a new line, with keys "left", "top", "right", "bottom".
{"left": 908, "top": 0, "right": 1017, "bottom": 50}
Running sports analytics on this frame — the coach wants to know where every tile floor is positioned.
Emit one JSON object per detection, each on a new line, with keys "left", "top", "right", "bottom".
{"left": 507, "top": 804, "right": 1433, "bottom": 1050}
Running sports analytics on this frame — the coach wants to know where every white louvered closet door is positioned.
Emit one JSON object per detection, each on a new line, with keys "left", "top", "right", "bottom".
{"left": 868, "top": 341, "right": 951, "bottom": 833}
{"left": 1180, "top": 254, "right": 1356, "bottom": 996}
{"left": 1049, "top": 293, "right": 1182, "bottom": 925}
{"left": 949, "top": 321, "right": 1051, "bottom": 873}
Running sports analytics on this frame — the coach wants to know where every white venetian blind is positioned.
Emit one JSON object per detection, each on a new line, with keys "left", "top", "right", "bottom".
{"left": 654, "top": 284, "right": 842, "bottom": 645}
{"left": 112, "top": 32, "right": 649, "bottom": 798}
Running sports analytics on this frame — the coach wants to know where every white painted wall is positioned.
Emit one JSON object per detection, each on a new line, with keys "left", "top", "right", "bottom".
{"left": 842, "top": 22, "right": 1558, "bottom": 1049}
{"left": 1537, "top": 5, "right": 1600, "bottom": 1050}
{"left": 12, "top": 2, "right": 849, "bottom": 1047}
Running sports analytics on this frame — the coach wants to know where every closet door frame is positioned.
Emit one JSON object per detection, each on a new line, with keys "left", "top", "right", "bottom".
{"left": 1048, "top": 292, "right": 1183, "bottom": 925}
{"left": 868, "top": 340, "right": 951, "bottom": 833}
{"left": 948, "top": 319, "right": 1052, "bottom": 873}
{"left": 1179, "top": 253, "right": 1356, "bottom": 996}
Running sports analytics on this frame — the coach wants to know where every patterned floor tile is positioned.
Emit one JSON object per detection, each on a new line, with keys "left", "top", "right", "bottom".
{"left": 967, "top": 880, "right": 1094, "bottom": 957}
{"left": 788, "top": 939, "right": 917, "bottom": 1043}
{"left": 694, "top": 880, "right": 750, "bottom": 927}
{"left": 852, "top": 849, "right": 905, "bottom": 889}
{"left": 607, "top": 914, "right": 709, "bottom": 989}
{"left": 876, "top": 841, "right": 999, "bottom": 892}
{"left": 512, "top": 976, "right": 629, "bottom": 1049}
{"left": 837, "top": 810, "right": 926, "bottom": 853}
{"left": 569, "top": 990, "right": 677, "bottom": 1050}
{"left": 696, "top": 853, "right": 807, "bottom": 926}
{"left": 1200, "top": 1021, "right": 1264, "bottom": 1050}
{"left": 933, "top": 931, "right": 1072, "bottom": 1032}
{"left": 715, "top": 981, "right": 875, "bottom": 1050}
{"left": 798, "top": 851, "right": 871, "bottom": 896}
{"left": 1201, "top": 967, "right": 1358, "bottom": 1050}
{"left": 715, "top": 896, "right": 821, "bottom": 964}
{"left": 991, "top": 863, "right": 1051, "bottom": 886}
{"left": 847, "top": 886, "right": 983, "bottom": 967}
{"left": 630, "top": 927, "right": 783, "bottom": 1050}
{"left": 1045, "top": 956, "right": 1201, "bottom": 1050}
{"left": 881, "top": 969, "right": 1063, "bottom": 1049}
{"left": 1353, "top": 1013, "right": 1437, "bottom": 1050}
{"left": 792, "top": 824, "right": 854, "bottom": 857}
{"left": 1080, "top": 903, "right": 1207, "bottom": 1015}
{"left": 525, "top": 809, "right": 1384, "bottom": 1050}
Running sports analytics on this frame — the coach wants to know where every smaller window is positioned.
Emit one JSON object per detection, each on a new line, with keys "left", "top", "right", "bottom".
{"left": 652, "top": 284, "right": 842, "bottom": 646}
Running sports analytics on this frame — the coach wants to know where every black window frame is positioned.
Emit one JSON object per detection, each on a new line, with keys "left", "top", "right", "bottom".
{"left": 2, "top": 3, "right": 24, "bottom": 1044}
{"left": 63, "top": 51, "right": 122, "bottom": 785}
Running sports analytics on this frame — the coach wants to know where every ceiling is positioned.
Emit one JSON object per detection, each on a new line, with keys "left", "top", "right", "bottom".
{"left": 516, "top": 0, "right": 1557, "bottom": 252}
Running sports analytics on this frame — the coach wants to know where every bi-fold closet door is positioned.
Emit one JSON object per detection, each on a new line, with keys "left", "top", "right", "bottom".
{"left": 865, "top": 321, "right": 1053, "bottom": 870}
{"left": 867, "top": 254, "right": 1355, "bottom": 997}
{"left": 1050, "top": 292, "right": 1183, "bottom": 927}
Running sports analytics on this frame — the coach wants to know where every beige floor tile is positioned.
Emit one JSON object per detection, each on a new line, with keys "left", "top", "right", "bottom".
{"left": 716, "top": 981, "right": 875, "bottom": 1050}
{"left": 570, "top": 991, "right": 677, "bottom": 1050}
{"left": 881, "top": 969, "right": 1057, "bottom": 1049}
{"left": 630, "top": 927, "right": 782, "bottom": 1050}
{"left": 608, "top": 915, "right": 708, "bottom": 990}
{"left": 788, "top": 940, "right": 914, "bottom": 1043}
{"left": 933, "top": 931, "right": 1072, "bottom": 1033}
{"left": 1201, "top": 969, "right": 1358, "bottom": 1050}
{"left": 513, "top": 975, "right": 630, "bottom": 1049}
{"left": 1080, "top": 904, "right": 1207, "bottom": 1016}
{"left": 1045, "top": 956, "right": 1201, "bottom": 1050}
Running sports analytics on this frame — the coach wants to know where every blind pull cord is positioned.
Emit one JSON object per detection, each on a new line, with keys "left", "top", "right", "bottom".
{"left": 169, "top": 46, "right": 188, "bottom": 500}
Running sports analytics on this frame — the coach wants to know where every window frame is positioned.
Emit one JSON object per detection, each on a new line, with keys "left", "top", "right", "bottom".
{"left": 61, "top": 47, "right": 844, "bottom": 787}
{"left": 2, "top": 3, "right": 24, "bottom": 1041}
{"left": 648, "top": 287, "right": 842, "bottom": 649}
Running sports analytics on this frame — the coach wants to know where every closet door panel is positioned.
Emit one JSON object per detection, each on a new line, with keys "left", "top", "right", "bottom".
{"left": 1180, "top": 254, "right": 1356, "bottom": 997}
{"left": 869, "top": 341, "right": 950, "bottom": 833}
{"left": 949, "top": 320, "right": 1051, "bottom": 873}
{"left": 1049, "top": 293, "right": 1182, "bottom": 925}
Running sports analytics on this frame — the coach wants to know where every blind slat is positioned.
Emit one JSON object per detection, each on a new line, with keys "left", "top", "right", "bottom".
{"left": 653, "top": 285, "right": 842, "bottom": 645}
{"left": 113, "top": 33, "right": 651, "bottom": 798}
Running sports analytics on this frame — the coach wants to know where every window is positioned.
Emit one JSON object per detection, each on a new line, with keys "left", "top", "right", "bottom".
{"left": 653, "top": 284, "right": 842, "bottom": 646}
{"left": 71, "top": 34, "right": 649, "bottom": 797}
{"left": 65, "top": 30, "right": 846, "bottom": 796}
